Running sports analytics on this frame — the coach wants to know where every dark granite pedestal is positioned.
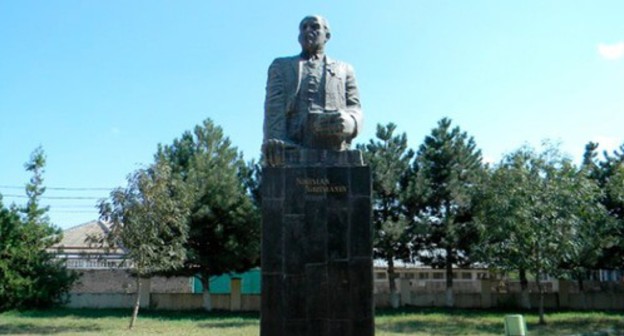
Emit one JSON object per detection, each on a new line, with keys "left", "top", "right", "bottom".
{"left": 261, "top": 149, "right": 373, "bottom": 336}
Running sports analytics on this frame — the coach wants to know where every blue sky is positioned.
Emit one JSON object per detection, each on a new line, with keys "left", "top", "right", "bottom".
{"left": 1, "top": 1, "right": 623, "bottom": 229}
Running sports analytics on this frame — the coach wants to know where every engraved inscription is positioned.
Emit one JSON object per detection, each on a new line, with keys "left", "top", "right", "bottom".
{"left": 296, "top": 177, "right": 347, "bottom": 193}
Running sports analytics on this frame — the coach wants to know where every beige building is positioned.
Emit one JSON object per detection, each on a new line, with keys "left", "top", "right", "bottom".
{"left": 52, "top": 221, "right": 193, "bottom": 294}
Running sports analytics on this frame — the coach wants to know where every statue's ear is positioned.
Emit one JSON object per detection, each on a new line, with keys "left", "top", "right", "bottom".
{"left": 326, "top": 32, "right": 331, "bottom": 41}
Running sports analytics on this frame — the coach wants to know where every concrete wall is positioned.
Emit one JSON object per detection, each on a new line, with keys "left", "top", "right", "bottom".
{"left": 567, "top": 293, "right": 624, "bottom": 310}
{"left": 66, "top": 293, "right": 262, "bottom": 311}
{"left": 67, "top": 293, "right": 136, "bottom": 308}
{"left": 151, "top": 293, "right": 203, "bottom": 310}
{"left": 72, "top": 269, "right": 136, "bottom": 293}
{"left": 67, "top": 291, "right": 624, "bottom": 311}
{"left": 66, "top": 277, "right": 624, "bottom": 311}
{"left": 71, "top": 269, "right": 193, "bottom": 294}
{"left": 390, "top": 291, "right": 624, "bottom": 310}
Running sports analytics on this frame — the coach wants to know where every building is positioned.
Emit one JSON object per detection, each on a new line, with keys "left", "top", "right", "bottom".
{"left": 52, "top": 220, "right": 193, "bottom": 295}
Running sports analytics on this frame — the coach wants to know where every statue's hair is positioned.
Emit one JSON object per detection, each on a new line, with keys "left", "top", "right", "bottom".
{"left": 299, "top": 15, "right": 331, "bottom": 34}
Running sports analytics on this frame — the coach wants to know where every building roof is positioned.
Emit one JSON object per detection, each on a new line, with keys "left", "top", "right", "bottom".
{"left": 53, "top": 220, "right": 125, "bottom": 255}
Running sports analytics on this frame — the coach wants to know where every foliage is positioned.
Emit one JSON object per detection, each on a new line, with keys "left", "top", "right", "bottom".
{"left": 582, "top": 142, "right": 624, "bottom": 269}
{"left": 475, "top": 142, "right": 608, "bottom": 323}
{"left": 97, "top": 160, "right": 189, "bottom": 328}
{"left": 357, "top": 123, "right": 414, "bottom": 296}
{"left": 155, "top": 119, "right": 260, "bottom": 295}
{"left": 0, "top": 147, "right": 77, "bottom": 310}
{"left": 405, "top": 118, "right": 484, "bottom": 306}
{"left": 239, "top": 159, "right": 262, "bottom": 208}
{"left": 23, "top": 147, "right": 49, "bottom": 225}
{"left": 98, "top": 161, "right": 189, "bottom": 276}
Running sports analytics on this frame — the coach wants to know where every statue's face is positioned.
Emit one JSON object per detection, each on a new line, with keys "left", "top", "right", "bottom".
{"left": 298, "top": 16, "right": 330, "bottom": 53}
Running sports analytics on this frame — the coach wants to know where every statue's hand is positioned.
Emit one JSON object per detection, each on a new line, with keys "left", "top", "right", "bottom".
{"left": 262, "top": 139, "right": 285, "bottom": 167}
{"left": 313, "top": 111, "right": 355, "bottom": 138}
{"left": 334, "top": 111, "right": 356, "bottom": 137}
{"left": 262, "top": 139, "right": 298, "bottom": 167}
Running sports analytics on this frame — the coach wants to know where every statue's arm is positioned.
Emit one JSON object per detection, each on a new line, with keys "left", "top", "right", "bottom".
{"left": 344, "top": 64, "right": 363, "bottom": 138}
{"left": 263, "top": 59, "right": 287, "bottom": 142}
{"left": 262, "top": 59, "right": 299, "bottom": 166}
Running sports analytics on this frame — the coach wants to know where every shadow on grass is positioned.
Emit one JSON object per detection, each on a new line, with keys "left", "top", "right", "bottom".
{"left": 376, "top": 316, "right": 502, "bottom": 335}
{"left": 375, "top": 307, "right": 501, "bottom": 335}
{"left": 197, "top": 320, "right": 260, "bottom": 329}
{"left": 0, "top": 323, "right": 101, "bottom": 335}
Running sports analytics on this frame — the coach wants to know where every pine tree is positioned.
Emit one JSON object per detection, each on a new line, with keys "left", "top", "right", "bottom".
{"left": 155, "top": 118, "right": 260, "bottom": 311}
{"left": 405, "top": 118, "right": 484, "bottom": 308}
{"left": 358, "top": 123, "right": 414, "bottom": 307}
{"left": 0, "top": 147, "right": 77, "bottom": 310}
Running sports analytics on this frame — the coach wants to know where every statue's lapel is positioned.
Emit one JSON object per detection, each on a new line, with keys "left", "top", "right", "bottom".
{"left": 324, "top": 56, "right": 339, "bottom": 111}
{"left": 290, "top": 56, "right": 301, "bottom": 95}
{"left": 325, "top": 56, "right": 337, "bottom": 76}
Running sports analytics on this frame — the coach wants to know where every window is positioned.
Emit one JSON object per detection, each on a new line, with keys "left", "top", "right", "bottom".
{"left": 432, "top": 272, "right": 444, "bottom": 279}
{"left": 418, "top": 272, "right": 430, "bottom": 279}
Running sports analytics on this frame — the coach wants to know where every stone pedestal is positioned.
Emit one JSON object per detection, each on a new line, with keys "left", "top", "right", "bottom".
{"left": 261, "top": 149, "right": 373, "bottom": 336}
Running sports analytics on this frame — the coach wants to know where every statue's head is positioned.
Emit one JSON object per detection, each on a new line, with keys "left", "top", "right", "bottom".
{"left": 298, "top": 15, "right": 331, "bottom": 54}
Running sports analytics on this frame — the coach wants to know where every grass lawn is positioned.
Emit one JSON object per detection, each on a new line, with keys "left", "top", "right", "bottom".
{"left": 0, "top": 308, "right": 622, "bottom": 335}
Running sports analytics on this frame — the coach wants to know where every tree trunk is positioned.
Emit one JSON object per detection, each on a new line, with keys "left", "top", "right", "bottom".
{"left": 577, "top": 277, "right": 584, "bottom": 292}
{"left": 129, "top": 276, "right": 141, "bottom": 329}
{"left": 201, "top": 276, "right": 212, "bottom": 311}
{"left": 445, "top": 247, "right": 454, "bottom": 308}
{"left": 536, "top": 275, "right": 546, "bottom": 325}
{"left": 519, "top": 268, "right": 531, "bottom": 309}
{"left": 387, "top": 258, "right": 399, "bottom": 308}
{"left": 578, "top": 277, "right": 588, "bottom": 309}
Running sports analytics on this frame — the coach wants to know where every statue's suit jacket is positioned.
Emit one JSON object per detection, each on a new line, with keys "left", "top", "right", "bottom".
{"left": 263, "top": 55, "right": 362, "bottom": 148}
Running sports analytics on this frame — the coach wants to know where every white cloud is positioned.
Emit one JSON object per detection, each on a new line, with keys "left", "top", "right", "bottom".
{"left": 598, "top": 42, "right": 624, "bottom": 60}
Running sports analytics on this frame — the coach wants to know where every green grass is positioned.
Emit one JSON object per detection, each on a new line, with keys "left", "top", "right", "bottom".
{"left": 375, "top": 308, "right": 624, "bottom": 335}
{"left": 0, "top": 308, "right": 622, "bottom": 335}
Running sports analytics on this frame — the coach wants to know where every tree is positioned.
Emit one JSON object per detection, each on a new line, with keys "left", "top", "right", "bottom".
{"left": 475, "top": 143, "right": 606, "bottom": 324}
{"left": 23, "top": 146, "right": 49, "bottom": 225}
{"left": 239, "top": 159, "right": 262, "bottom": 208}
{"left": 358, "top": 123, "right": 414, "bottom": 308}
{"left": 582, "top": 142, "right": 624, "bottom": 270}
{"left": 0, "top": 147, "right": 77, "bottom": 310}
{"left": 97, "top": 161, "right": 189, "bottom": 329}
{"left": 405, "top": 118, "right": 484, "bottom": 308}
{"left": 559, "top": 159, "right": 612, "bottom": 297}
{"left": 155, "top": 118, "right": 260, "bottom": 311}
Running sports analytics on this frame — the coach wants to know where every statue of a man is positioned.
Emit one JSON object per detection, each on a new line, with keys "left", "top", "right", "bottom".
{"left": 262, "top": 15, "right": 363, "bottom": 166}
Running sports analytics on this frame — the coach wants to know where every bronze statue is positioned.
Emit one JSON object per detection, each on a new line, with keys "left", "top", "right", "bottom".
{"left": 262, "top": 15, "right": 363, "bottom": 166}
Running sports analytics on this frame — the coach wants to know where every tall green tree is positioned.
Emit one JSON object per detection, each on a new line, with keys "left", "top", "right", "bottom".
{"left": 0, "top": 147, "right": 77, "bottom": 310}
{"left": 582, "top": 142, "right": 624, "bottom": 270}
{"left": 97, "top": 161, "right": 189, "bottom": 329}
{"left": 475, "top": 143, "right": 606, "bottom": 324}
{"left": 23, "top": 147, "right": 49, "bottom": 225}
{"left": 559, "top": 159, "right": 612, "bottom": 295}
{"left": 155, "top": 118, "right": 260, "bottom": 311}
{"left": 358, "top": 123, "right": 414, "bottom": 307}
{"left": 405, "top": 118, "right": 484, "bottom": 308}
